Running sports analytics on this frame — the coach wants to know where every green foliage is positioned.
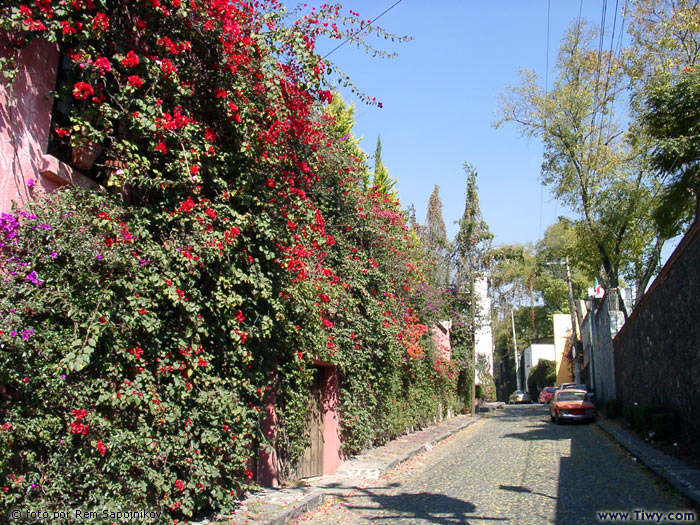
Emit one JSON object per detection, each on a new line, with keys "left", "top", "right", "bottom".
{"left": 476, "top": 355, "right": 496, "bottom": 402}
{"left": 495, "top": 19, "right": 666, "bottom": 297}
{"left": 527, "top": 359, "right": 556, "bottom": 399}
{"left": 624, "top": 403, "right": 665, "bottom": 438}
{"left": 454, "top": 163, "right": 492, "bottom": 288}
{"left": 641, "top": 67, "right": 700, "bottom": 236}
{"left": 371, "top": 135, "right": 397, "bottom": 197}
{"left": 0, "top": 1, "right": 446, "bottom": 520}
{"left": 604, "top": 399, "right": 625, "bottom": 419}
{"left": 423, "top": 185, "right": 451, "bottom": 288}
{"left": 651, "top": 412, "right": 679, "bottom": 442}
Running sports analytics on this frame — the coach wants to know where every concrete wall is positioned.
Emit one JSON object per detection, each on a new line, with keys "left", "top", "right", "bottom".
{"left": 474, "top": 277, "right": 494, "bottom": 377}
{"left": 522, "top": 344, "right": 556, "bottom": 385}
{"left": 553, "top": 314, "right": 574, "bottom": 386}
{"left": 614, "top": 221, "right": 700, "bottom": 441}
{"left": 1, "top": 38, "right": 97, "bottom": 216}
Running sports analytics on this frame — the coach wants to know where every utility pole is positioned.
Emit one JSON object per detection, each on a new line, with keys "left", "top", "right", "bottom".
{"left": 564, "top": 256, "right": 581, "bottom": 385}
{"left": 471, "top": 277, "right": 477, "bottom": 415}
{"left": 546, "top": 258, "right": 582, "bottom": 385}
{"left": 511, "top": 309, "right": 521, "bottom": 391}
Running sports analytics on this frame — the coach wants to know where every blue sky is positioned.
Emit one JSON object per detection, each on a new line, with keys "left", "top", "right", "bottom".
{"left": 311, "top": 0, "right": 618, "bottom": 246}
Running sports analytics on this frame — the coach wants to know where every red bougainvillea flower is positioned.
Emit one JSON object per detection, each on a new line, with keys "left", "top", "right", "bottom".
{"left": 93, "top": 56, "right": 111, "bottom": 74}
{"left": 159, "top": 58, "right": 177, "bottom": 75}
{"left": 72, "top": 81, "right": 94, "bottom": 100}
{"left": 72, "top": 408, "right": 88, "bottom": 420}
{"left": 120, "top": 50, "right": 139, "bottom": 68}
{"left": 127, "top": 75, "right": 144, "bottom": 88}
{"left": 244, "top": 469, "right": 253, "bottom": 480}
{"left": 179, "top": 199, "right": 194, "bottom": 213}
{"left": 95, "top": 440, "right": 107, "bottom": 455}
{"left": 91, "top": 12, "right": 109, "bottom": 32}
{"left": 175, "top": 479, "right": 184, "bottom": 491}
{"left": 155, "top": 142, "right": 167, "bottom": 154}
{"left": 70, "top": 421, "right": 90, "bottom": 435}
{"left": 235, "top": 309, "right": 245, "bottom": 323}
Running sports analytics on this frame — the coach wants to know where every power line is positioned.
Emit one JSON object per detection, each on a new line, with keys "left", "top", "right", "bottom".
{"left": 323, "top": 0, "right": 404, "bottom": 59}
{"left": 539, "top": 0, "right": 551, "bottom": 242}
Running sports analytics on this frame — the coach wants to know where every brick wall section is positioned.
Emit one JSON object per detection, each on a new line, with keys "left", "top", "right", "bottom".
{"left": 613, "top": 220, "right": 700, "bottom": 441}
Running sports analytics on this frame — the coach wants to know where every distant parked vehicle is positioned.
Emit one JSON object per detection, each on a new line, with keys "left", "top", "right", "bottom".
{"left": 549, "top": 389, "right": 596, "bottom": 424}
{"left": 509, "top": 390, "right": 531, "bottom": 404}
{"left": 562, "top": 384, "right": 596, "bottom": 404}
{"left": 538, "top": 386, "right": 557, "bottom": 404}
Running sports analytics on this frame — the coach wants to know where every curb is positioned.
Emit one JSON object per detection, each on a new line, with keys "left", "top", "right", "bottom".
{"left": 596, "top": 419, "right": 700, "bottom": 508}
{"left": 264, "top": 490, "right": 324, "bottom": 525}
{"left": 261, "top": 415, "right": 480, "bottom": 525}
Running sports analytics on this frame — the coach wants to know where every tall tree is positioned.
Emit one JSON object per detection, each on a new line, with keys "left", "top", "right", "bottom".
{"left": 626, "top": 0, "right": 700, "bottom": 97}
{"left": 453, "top": 163, "right": 492, "bottom": 410}
{"left": 627, "top": 0, "right": 700, "bottom": 236}
{"left": 454, "top": 163, "right": 493, "bottom": 290}
{"left": 423, "top": 185, "right": 451, "bottom": 287}
{"left": 495, "top": 20, "right": 665, "bottom": 301}
{"left": 641, "top": 66, "right": 700, "bottom": 234}
{"left": 372, "top": 135, "right": 397, "bottom": 196}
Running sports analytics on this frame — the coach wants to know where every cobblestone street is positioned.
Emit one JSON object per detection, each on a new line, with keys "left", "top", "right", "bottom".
{"left": 294, "top": 405, "right": 697, "bottom": 524}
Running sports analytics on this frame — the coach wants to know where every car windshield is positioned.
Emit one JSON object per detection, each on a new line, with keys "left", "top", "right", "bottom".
{"left": 564, "top": 384, "right": 589, "bottom": 391}
{"left": 557, "top": 391, "right": 586, "bottom": 402}
{"left": 545, "top": 387, "right": 556, "bottom": 393}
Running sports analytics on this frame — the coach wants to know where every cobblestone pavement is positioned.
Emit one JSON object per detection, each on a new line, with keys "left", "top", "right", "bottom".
{"left": 294, "top": 405, "right": 697, "bottom": 524}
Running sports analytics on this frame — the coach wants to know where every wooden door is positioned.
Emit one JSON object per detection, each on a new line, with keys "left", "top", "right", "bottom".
{"left": 296, "top": 367, "right": 324, "bottom": 478}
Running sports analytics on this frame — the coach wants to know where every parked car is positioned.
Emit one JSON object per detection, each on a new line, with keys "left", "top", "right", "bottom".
{"left": 549, "top": 389, "right": 596, "bottom": 424}
{"left": 562, "top": 384, "right": 596, "bottom": 404}
{"left": 509, "top": 390, "right": 531, "bottom": 404}
{"left": 538, "top": 386, "right": 557, "bottom": 404}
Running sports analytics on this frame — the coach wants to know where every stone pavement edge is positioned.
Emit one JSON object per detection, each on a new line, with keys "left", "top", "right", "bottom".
{"left": 596, "top": 417, "right": 700, "bottom": 508}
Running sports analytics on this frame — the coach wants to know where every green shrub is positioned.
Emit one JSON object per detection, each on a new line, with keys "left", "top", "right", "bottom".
{"left": 604, "top": 399, "right": 624, "bottom": 419}
{"left": 651, "top": 412, "right": 679, "bottom": 442}
{"left": 624, "top": 404, "right": 664, "bottom": 437}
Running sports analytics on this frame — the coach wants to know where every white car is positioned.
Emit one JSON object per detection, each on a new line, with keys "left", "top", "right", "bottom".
{"left": 509, "top": 390, "right": 531, "bottom": 404}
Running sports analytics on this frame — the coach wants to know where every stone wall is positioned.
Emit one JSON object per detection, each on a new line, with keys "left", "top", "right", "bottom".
{"left": 614, "top": 221, "right": 700, "bottom": 441}
{"left": 582, "top": 291, "right": 622, "bottom": 404}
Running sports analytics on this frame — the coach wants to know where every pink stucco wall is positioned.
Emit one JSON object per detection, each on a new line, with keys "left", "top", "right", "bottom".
{"left": 320, "top": 365, "right": 342, "bottom": 475}
{"left": 257, "top": 388, "right": 280, "bottom": 487}
{"left": 1, "top": 38, "right": 97, "bottom": 215}
{"left": 431, "top": 323, "right": 451, "bottom": 361}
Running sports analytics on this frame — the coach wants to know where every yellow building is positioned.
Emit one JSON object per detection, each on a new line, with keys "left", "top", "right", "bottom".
{"left": 553, "top": 314, "right": 575, "bottom": 386}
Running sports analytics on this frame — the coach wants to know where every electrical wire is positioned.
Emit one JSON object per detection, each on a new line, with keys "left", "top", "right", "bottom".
{"left": 538, "top": 0, "right": 551, "bottom": 242}
{"left": 323, "top": 0, "right": 404, "bottom": 59}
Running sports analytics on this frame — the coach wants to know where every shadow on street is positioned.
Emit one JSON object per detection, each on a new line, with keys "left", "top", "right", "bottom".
{"left": 336, "top": 482, "right": 509, "bottom": 524}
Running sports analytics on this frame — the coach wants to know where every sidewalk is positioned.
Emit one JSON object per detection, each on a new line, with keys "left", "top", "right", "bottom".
{"left": 597, "top": 417, "right": 700, "bottom": 507}
{"left": 220, "top": 413, "right": 481, "bottom": 525}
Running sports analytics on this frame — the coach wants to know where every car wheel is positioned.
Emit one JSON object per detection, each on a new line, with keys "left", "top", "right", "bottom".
{"left": 550, "top": 413, "right": 555, "bottom": 422}
{"left": 555, "top": 412, "right": 561, "bottom": 425}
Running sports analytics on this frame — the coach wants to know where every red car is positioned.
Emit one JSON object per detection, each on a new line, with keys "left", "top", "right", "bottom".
{"left": 538, "top": 386, "right": 557, "bottom": 404}
{"left": 549, "top": 389, "right": 596, "bottom": 424}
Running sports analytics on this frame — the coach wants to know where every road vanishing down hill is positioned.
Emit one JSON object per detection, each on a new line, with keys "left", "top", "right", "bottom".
{"left": 296, "top": 405, "right": 697, "bottom": 524}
